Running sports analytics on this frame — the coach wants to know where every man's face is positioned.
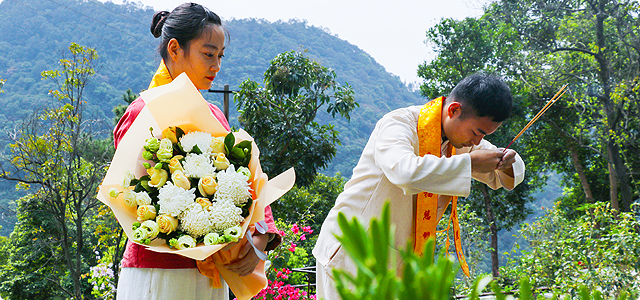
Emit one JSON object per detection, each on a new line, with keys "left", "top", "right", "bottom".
{"left": 442, "top": 102, "right": 502, "bottom": 148}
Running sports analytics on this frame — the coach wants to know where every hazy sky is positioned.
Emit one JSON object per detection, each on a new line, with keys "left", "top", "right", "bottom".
{"left": 105, "top": 0, "right": 489, "bottom": 84}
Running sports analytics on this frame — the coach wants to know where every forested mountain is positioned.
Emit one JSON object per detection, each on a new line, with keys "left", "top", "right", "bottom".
{"left": 0, "top": 0, "right": 423, "bottom": 234}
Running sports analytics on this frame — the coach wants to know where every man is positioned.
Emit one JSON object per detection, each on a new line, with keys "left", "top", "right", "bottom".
{"left": 312, "top": 72, "right": 525, "bottom": 299}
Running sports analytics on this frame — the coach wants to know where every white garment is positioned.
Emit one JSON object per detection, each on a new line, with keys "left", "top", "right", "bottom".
{"left": 312, "top": 105, "right": 525, "bottom": 299}
{"left": 116, "top": 268, "right": 229, "bottom": 300}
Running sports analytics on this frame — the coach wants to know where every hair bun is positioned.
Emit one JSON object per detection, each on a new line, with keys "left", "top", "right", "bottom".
{"left": 150, "top": 11, "right": 170, "bottom": 38}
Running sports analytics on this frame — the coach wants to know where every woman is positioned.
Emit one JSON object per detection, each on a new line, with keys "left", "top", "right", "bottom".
{"left": 113, "top": 3, "right": 281, "bottom": 299}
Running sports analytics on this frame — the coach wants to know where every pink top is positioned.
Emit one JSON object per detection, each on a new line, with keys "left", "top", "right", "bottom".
{"left": 114, "top": 97, "right": 281, "bottom": 269}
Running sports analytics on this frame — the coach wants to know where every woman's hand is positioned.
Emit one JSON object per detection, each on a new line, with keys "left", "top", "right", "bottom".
{"left": 224, "top": 232, "right": 270, "bottom": 277}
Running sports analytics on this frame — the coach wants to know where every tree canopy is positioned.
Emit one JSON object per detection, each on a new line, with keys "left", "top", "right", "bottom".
{"left": 235, "top": 50, "right": 358, "bottom": 186}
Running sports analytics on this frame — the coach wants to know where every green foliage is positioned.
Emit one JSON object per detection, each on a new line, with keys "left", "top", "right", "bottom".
{"left": 0, "top": 193, "right": 68, "bottom": 299}
{"left": 112, "top": 88, "right": 139, "bottom": 125}
{"left": 437, "top": 203, "right": 490, "bottom": 288}
{"left": 235, "top": 50, "right": 358, "bottom": 186}
{"left": 255, "top": 218, "right": 316, "bottom": 299}
{"left": 0, "top": 43, "right": 111, "bottom": 300}
{"left": 332, "top": 201, "right": 494, "bottom": 300}
{"left": 332, "top": 201, "right": 636, "bottom": 300}
{"left": 272, "top": 173, "right": 346, "bottom": 236}
{"left": 0, "top": 0, "right": 424, "bottom": 187}
{"left": 500, "top": 202, "right": 640, "bottom": 298}
{"left": 418, "top": 17, "right": 494, "bottom": 98}
{"left": 486, "top": 0, "right": 640, "bottom": 212}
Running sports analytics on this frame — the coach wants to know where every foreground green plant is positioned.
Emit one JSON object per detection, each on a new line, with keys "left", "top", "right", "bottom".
{"left": 332, "top": 202, "right": 472, "bottom": 300}
{"left": 332, "top": 201, "right": 634, "bottom": 300}
{"left": 500, "top": 202, "right": 640, "bottom": 298}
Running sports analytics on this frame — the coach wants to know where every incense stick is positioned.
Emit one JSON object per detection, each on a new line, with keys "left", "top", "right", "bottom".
{"left": 504, "top": 84, "right": 568, "bottom": 151}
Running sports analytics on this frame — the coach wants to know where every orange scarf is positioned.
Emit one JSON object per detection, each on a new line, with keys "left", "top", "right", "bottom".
{"left": 415, "top": 97, "right": 470, "bottom": 277}
{"left": 148, "top": 60, "right": 173, "bottom": 89}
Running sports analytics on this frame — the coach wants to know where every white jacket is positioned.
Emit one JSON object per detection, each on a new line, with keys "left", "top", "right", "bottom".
{"left": 312, "top": 105, "right": 525, "bottom": 275}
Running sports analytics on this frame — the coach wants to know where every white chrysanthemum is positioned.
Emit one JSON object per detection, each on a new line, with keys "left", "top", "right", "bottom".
{"left": 180, "top": 131, "right": 213, "bottom": 153}
{"left": 179, "top": 202, "right": 213, "bottom": 238}
{"left": 157, "top": 182, "right": 196, "bottom": 217}
{"left": 182, "top": 153, "right": 217, "bottom": 178}
{"left": 215, "top": 165, "right": 251, "bottom": 206}
{"left": 208, "top": 199, "right": 244, "bottom": 232}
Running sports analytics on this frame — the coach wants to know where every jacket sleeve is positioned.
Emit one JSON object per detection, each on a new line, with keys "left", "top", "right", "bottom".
{"left": 374, "top": 111, "right": 473, "bottom": 197}
{"left": 263, "top": 205, "right": 281, "bottom": 252}
{"left": 113, "top": 97, "right": 146, "bottom": 148}
{"left": 463, "top": 139, "right": 525, "bottom": 190}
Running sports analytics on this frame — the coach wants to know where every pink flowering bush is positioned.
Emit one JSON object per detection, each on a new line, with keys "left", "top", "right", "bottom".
{"left": 251, "top": 219, "right": 316, "bottom": 300}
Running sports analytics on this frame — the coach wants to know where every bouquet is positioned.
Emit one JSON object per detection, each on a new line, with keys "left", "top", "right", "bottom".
{"left": 109, "top": 126, "right": 255, "bottom": 250}
{"left": 97, "top": 73, "right": 295, "bottom": 300}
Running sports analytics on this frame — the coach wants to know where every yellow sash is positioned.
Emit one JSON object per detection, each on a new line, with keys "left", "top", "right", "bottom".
{"left": 415, "top": 97, "right": 470, "bottom": 277}
{"left": 149, "top": 60, "right": 173, "bottom": 89}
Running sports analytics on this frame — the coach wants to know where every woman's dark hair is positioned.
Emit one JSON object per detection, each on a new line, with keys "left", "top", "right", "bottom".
{"left": 449, "top": 72, "right": 513, "bottom": 122}
{"left": 150, "top": 3, "right": 228, "bottom": 60}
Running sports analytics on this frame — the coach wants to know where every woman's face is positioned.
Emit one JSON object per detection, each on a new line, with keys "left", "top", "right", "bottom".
{"left": 169, "top": 25, "right": 226, "bottom": 90}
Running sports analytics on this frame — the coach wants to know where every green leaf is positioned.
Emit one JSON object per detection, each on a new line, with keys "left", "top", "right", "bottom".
{"left": 224, "top": 132, "right": 235, "bottom": 154}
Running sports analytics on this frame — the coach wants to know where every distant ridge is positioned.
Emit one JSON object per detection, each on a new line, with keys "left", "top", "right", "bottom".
{"left": 0, "top": 0, "right": 424, "bottom": 175}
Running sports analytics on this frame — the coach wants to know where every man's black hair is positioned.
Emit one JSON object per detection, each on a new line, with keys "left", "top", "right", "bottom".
{"left": 449, "top": 72, "right": 513, "bottom": 122}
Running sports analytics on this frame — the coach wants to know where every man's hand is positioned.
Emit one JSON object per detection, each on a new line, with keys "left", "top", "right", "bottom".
{"left": 469, "top": 149, "right": 505, "bottom": 173}
{"left": 224, "top": 232, "right": 270, "bottom": 277}
{"left": 496, "top": 148, "right": 516, "bottom": 177}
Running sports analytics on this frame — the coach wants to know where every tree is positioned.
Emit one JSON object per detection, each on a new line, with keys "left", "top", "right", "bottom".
{"left": 112, "top": 88, "right": 139, "bottom": 125}
{"left": 234, "top": 50, "right": 358, "bottom": 186}
{"left": 272, "top": 173, "right": 346, "bottom": 234}
{"left": 418, "top": 17, "right": 539, "bottom": 277}
{"left": 490, "top": 0, "right": 640, "bottom": 213}
{"left": 0, "top": 43, "right": 111, "bottom": 300}
{"left": 0, "top": 193, "right": 69, "bottom": 299}
{"left": 500, "top": 202, "right": 640, "bottom": 298}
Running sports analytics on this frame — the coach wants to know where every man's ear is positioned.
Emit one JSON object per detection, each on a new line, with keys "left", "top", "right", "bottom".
{"left": 447, "top": 102, "right": 462, "bottom": 118}
{"left": 167, "top": 38, "right": 183, "bottom": 62}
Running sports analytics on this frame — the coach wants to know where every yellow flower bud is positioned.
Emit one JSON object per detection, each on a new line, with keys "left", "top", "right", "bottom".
{"left": 198, "top": 175, "right": 218, "bottom": 197}
{"left": 168, "top": 155, "right": 184, "bottom": 174}
{"left": 211, "top": 136, "right": 226, "bottom": 154}
{"left": 196, "top": 197, "right": 213, "bottom": 211}
{"left": 136, "top": 205, "right": 157, "bottom": 221}
{"left": 171, "top": 169, "right": 191, "bottom": 190}
{"left": 148, "top": 168, "right": 168, "bottom": 188}
{"left": 156, "top": 214, "right": 179, "bottom": 234}
{"left": 162, "top": 126, "right": 178, "bottom": 144}
{"left": 213, "top": 153, "right": 230, "bottom": 170}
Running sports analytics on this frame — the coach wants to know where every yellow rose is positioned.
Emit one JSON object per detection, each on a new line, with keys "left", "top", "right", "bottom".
{"left": 136, "top": 205, "right": 157, "bottom": 221}
{"left": 213, "top": 153, "right": 230, "bottom": 170}
{"left": 148, "top": 168, "right": 168, "bottom": 188}
{"left": 122, "top": 189, "right": 137, "bottom": 208}
{"left": 211, "top": 136, "right": 226, "bottom": 154}
{"left": 156, "top": 214, "right": 179, "bottom": 234}
{"left": 171, "top": 169, "right": 191, "bottom": 190}
{"left": 196, "top": 197, "right": 213, "bottom": 211}
{"left": 168, "top": 155, "right": 184, "bottom": 174}
{"left": 198, "top": 175, "right": 218, "bottom": 197}
{"left": 162, "top": 126, "right": 178, "bottom": 143}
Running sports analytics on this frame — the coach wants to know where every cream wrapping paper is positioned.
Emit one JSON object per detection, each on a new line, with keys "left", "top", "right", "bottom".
{"left": 97, "top": 73, "right": 295, "bottom": 299}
